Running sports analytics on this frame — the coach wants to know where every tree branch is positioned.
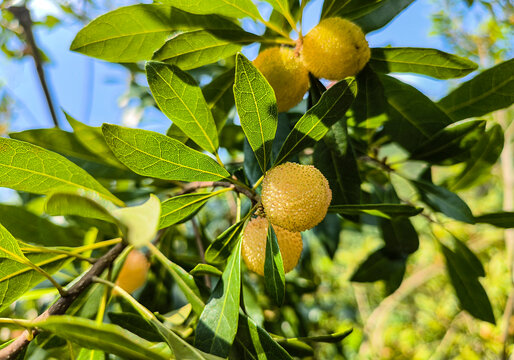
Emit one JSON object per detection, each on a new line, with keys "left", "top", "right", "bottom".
{"left": 7, "top": 5, "right": 60, "bottom": 128}
{"left": 0, "top": 242, "right": 126, "bottom": 360}
{"left": 179, "top": 181, "right": 259, "bottom": 204}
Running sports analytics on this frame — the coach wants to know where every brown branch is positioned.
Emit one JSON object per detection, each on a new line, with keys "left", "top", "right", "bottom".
{"left": 7, "top": 5, "right": 60, "bottom": 128}
{"left": 0, "top": 242, "right": 126, "bottom": 360}
{"left": 179, "top": 181, "right": 259, "bottom": 204}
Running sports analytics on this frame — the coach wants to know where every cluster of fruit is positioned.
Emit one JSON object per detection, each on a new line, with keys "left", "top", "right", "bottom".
{"left": 254, "top": 17, "right": 370, "bottom": 111}
{"left": 242, "top": 162, "right": 332, "bottom": 275}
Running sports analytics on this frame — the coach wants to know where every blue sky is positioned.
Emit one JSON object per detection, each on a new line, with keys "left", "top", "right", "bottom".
{"left": 1, "top": 0, "right": 449, "bottom": 135}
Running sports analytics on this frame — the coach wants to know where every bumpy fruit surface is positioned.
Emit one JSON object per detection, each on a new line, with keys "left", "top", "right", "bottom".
{"left": 242, "top": 217, "right": 302, "bottom": 276}
{"left": 302, "top": 17, "right": 370, "bottom": 80}
{"left": 253, "top": 47, "right": 309, "bottom": 112}
{"left": 261, "top": 162, "right": 332, "bottom": 232}
{"left": 115, "top": 250, "right": 150, "bottom": 294}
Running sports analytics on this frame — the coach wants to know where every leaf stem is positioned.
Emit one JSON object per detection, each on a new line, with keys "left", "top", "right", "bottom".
{"left": 259, "top": 37, "right": 296, "bottom": 46}
{"left": 252, "top": 175, "right": 264, "bottom": 189}
{"left": 0, "top": 318, "right": 32, "bottom": 328}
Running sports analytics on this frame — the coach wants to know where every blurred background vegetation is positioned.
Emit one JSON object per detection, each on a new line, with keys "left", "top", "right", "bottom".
{"left": 0, "top": 0, "right": 512, "bottom": 359}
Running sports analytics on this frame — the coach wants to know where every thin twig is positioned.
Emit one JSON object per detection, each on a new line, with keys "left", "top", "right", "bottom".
{"left": 179, "top": 181, "right": 259, "bottom": 204}
{"left": 0, "top": 242, "right": 126, "bottom": 360}
{"left": 7, "top": 5, "right": 60, "bottom": 128}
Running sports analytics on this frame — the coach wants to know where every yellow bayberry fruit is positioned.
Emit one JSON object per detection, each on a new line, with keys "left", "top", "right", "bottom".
{"left": 115, "top": 250, "right": 150, "bottom": 294}
{"left": 253, "top": 46, "right": 309, "bottom": 112}
{"left": 261, "top": 162, "right": 332, "bottom": 232}
{"left": 242, "top": 217, "right": 302, "bottom": 276}
{"left": 302, "top": 17, "right": 370, "bottom": 80}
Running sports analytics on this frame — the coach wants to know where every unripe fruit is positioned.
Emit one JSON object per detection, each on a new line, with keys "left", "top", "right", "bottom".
{"left": 242, "top": 217, "right": 302, "bottom": 276}
{"left": 302, "top": 17, "right": 370, "bottom": 80}
{"left": 115, "top": 250, "right": 150, "bottom": 294}
{"left": 261, "top": 162, "right": 332, "bottom": 232}
{"left": 253, "top": 47, "right": 309, "bottom": 112}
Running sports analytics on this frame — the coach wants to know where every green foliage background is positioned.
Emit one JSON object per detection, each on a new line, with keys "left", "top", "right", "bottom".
{"left": 0, "top": 0, "right": 513, "bottom": 359}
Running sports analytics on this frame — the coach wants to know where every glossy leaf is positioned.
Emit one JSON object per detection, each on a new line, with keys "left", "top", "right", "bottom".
{"left": 265, "top": 223, "right": 285, "bottom": 305}
{"left": 438, "top": 58, "right": 514, "bottom": 120}
{"left": 275, "top": 78, "right": 357, "bottom": 165}
{"left": 45, "top": 192, "right": 119, "bottom": 224}
{"left": 322, "top": 0, "right": 382, "bottom": 20}
{"left": 410, "top": 120, "right": 486, "bottom": 164}
{"left": 354, "top": 0, "right": 415, "bottom": 33}
{"left": 380, "top": 217, "right": 419, "bottom": 256}
{"left": 108, "top": 312, "right": 163, "bottom": 342}
{"left": 0, "top": 137, "right": 122, "bottom": 206}
{"left": 156, "top": 0, "right": 262, "bottom": 20}
{"left": 153, "top": 29, "right": 258, "bottom": 70}
{"left": 76, "top": 349, "right": 105, "bottom": 360}
{"left": 195, "top": 240, "right": 242, "bottom": 357}
{"left": 234, "top": 53, "right": 278, "bottom": 172}
{"left": 314, "top": 120, "right": 361, "bottom": 206}
{"left": 160, "top": 191, "right": 228, "bottom": 229}
{"left": 102, "top": 124, "right": 229, "bottom": 182}
{"left": 236, "top": 312, "right": 293, "bottom": 360}
{"left": 328, "top": 203, "right": 422, "bottom": 218}
{"left": 440, "top": 243, "right": 495, "bottom": 324}
{"left": 380, "top": 74, "right": 453, "bottom": 151}
{"left": 33, "top": 316, "right": 170, "bottom": 360}
{"left": 263, "top": 0, "right": 295, "bottom": 25}
{"left": 70, "top": 4, "right": 237, "bottom": 62}
{"left": 370, "top": 47, "right": 478, "bottom": 79}
{"left": 448, "top": 124, "right": 504, "bottom": 191}
{"left": 205, "top": 218, "right": 247, "bottom": 264}
{"left": 296, "top": 329, "right": 353, "bottom": 343}
{"left": 0, "top": 248, "right": 72, "bottom": 313}
{"left": 190, "top": 263, "right": 223, "bottom": 277}
{"left": 351, "top": 65, "right": 387, "bottom": 126}
{"left": 113, "top": 195, "right": 161, "bottom": 248}
{"left": 475, "top": 212, "right": 514, "bottom": 228}
{"left": 413, "top": 180, "right": 475, "bottom": 224}
{"left": 0, "top": 204, "right": 81, "bottom": 246}
{"left": 146, "top": 62, "right": 219, "bottom": 153}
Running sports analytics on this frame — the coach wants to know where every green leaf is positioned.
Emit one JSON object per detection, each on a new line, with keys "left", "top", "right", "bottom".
{"left": 195, "top": 239, "right": 242, "bottom": 357}
{"left": 475, "top": 212, "right": 514, "bottom": 228}
{"left": 351, "top": 247, "right": 406, "bottom": 282}
{"left": 234, "top": 53, "right": 278, "bottom": 172}
{"left": 191, "top": 263, "right": 223, "bottom": 277}
{"left": 70, "top": 4, "right": 238, "bottom": 63}
{"left": 153, "top": 29, "right": 258, "bottom": 71}
{"left": 353, "top": 0, "right": 415, "bottom": 33}
{"left": 113, "top": 195, "right": 161, "bottom": 248}
{"left": 102, "top": 124, "right": 229, "bottom": 182}
{"left": 236, "top": 312, "right": 293, "bottom": 360}
{"left": 33, "top": 316, "right": 170, "bottom": 360}
{"left": 0, "top": 137, "right": 122, "bottom": 206}
{"left": 322, "top": 0, "right": 382, "bottom": 20}
{"left": 203, "top": 67, "right": 235, "bottom": 130}
{"left": 155, "top": 0, "right": 262, "bottom": 21}
{"left": 380, "top": 74, "right": 452, "bottom": 152}
{"left": 295, "top": 329, "right": 353, "bottom": 343}
{"left": 45, "top": 192, "right": 119, "bottom": 224}
{"left": 262, "top": 0, "right": 295, "bottom": 25}
{"left": 151, "top": 247, "right": 206, "bottom": 315}
{"left": 440, "top": 243, "right": 495, "bottom": 324}
{"left": 413, "top": 179, "right": 475, "bottom": 224}
{"left": 65, "top": 112, "right": 126, "bottom": 169}
{"left": 380, "top": 217, "right": 419, "bottom": 256}
{"left": 108, "top": 312, "right": 163, "bottom": 342}
{"left": 205, "top": 218, "right": 247, "bottom": 264}
{"left": 313, "top": 120, "right": 361, "bottom": 206}
{"left": 275, "top": 78, "right": 357, "bottom": 165}
{"left": 76, "top": 349, "right": 105, "bottom": 360}
{"left": 0, "top": 223, "right": 27, "bottom": 261}
{"left": 0, "top": 247, "right": 72, "bottom": 313}
{"left": 410, "top": 120, "right": 486, "bottom": 164}
{"left": 370, "top": 47, "right": 478, "bottom": 79}
{"left": 328, "top": 204, "right": 422, "bottom": 218}
{"left": 265, "top": 223, "right": 285, "bottom": 306}
{"left": 438, "top": 58, "right": 514, "bottom": 120}
{"left": 146, "top": 62, "right": 219, "bottom": 153}
{"left": 0, "top": 204, "right": 81, "bottom": 247}
{"left": 448, "top": 124, "right": 504, "bottom": 191}
{"left": 160, "top": 191, "right": 228, "bottom": 229}
{"left": 351, "top": 65, "right": 387, "bottom": 126}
